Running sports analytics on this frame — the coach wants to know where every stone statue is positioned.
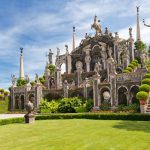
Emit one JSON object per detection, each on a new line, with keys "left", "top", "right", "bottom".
{"left": 35, "top": 73, "right": 40, "bottom": 83}
{"left": 108, "top": 46, "right": 112, "bottom": 58}
{"left": 129, "top": 27, "right": 132, "bottom": 38}
{"left": 25, "top": 75, "right": 30, "bottom": 83}
{"left": 103, "top": 91, "right": 111, "bottom": 103}
{"left": 24, "top": 100, "right": 35, "bottom": 123}
{"left": 65, "top": 45, "right": 69, "bottom": 54}
{"left": 11, "top": 74, "right": 16, "bottom": 86}
{"left": 91, "top": 15, "right": 102, "bottom": 36}
{"left": 105, "top": 27, "right": 109, "bottom": 35}
{"left": 25, "top": 100, "right": 34, "bottom": 115}
{"left": 94, "top": 62, "right": 102, "bottom": 75}
{"left": 140, "top": 53, "right": 146, "bottom": 68}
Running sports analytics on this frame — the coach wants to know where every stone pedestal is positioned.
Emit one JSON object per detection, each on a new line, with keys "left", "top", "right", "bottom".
{"left": 24, "top": 114, "right": 35, "bottom": 123}
{"left": 140, "top": 105, "right": 146, "bottom": 114}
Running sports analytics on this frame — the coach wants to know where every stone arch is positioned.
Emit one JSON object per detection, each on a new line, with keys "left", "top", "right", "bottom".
{"left": 20, "top": 95, "right": 25, "bottom": 110}
{"left": 92, "top": 45, "right": 101, "bottom": 51}
{"left": 15, "top": 95, "right": 19, "bottom": 109}
{"left": 88, "top": 89, "right": 93, "bottom": 99}
{"left": 118, "top": 86, "right": 128, "bottom": 105}
{"left": 70, "top": 90, "right": 83, "bottom": 98}
{"left": 129, "top": 85, "right": 139, "bottom": 104}
{"left": 91, "top": 45, "right": 102, "bottom": 71}
{"left": 100, "top": 86, "right": 111, "bottom": 103}
{"left": 116, "top": 67, "right": 123, "bottom": 74}
{"left": 59, "top": 55, "right": 66, "bottom": 74}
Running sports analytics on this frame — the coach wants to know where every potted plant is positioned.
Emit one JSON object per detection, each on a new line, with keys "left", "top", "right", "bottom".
{"left": 136, "top": 91, "right": 148, "bottom": 105}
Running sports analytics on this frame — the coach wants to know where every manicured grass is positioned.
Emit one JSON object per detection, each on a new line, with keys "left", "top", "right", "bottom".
{"left": 0, "top": 98, "right": 9, "bottom": 113}
{"left": 0, "top": 119, "right": 150, "bottom": 150}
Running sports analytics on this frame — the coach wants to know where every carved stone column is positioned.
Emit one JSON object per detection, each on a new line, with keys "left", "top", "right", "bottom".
{"left": 55, "top": 67, "right": 62, "bottom": 89}
{"left": 84, "top": 78, "right": 89, "bottom": 99}
{"left": 110, "top": 74, "right": 117, "bottom": 106}
{"left": 63, "top": 80, "right": 69, "bottom": 98}
{"left": 66, "top": 54, "right": 72, "bottom": 74}
{"left": 93, "top": 75, "right": 100, "bottom": 109}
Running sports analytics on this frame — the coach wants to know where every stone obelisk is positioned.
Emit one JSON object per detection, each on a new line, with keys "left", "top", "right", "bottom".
{"left": 136, "top": 6, "right": 141, "bottom": 41}
{"left": 20, "top": 48, "right": 25, "bottom": 79}
{"left": 72, "top": 26, "right": 75, "bottom": 50}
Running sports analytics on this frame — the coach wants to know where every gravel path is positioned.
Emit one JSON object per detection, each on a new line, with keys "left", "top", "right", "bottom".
{"left": 0, "top": 114, "right": 25, "bottom": 119}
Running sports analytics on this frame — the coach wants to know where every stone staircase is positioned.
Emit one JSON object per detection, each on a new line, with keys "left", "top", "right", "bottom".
{"left": 145, "top": 99, "right": 150, "bottom": 114}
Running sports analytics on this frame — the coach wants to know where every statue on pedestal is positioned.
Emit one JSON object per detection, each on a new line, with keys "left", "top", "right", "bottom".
{"left": 11, "top": 74, "right": 16, "bottom": 87}
{"left": 91, "top": 15, "right": 102, "bottom": 36}
{"left": 24, "top": 100, "right": 35, "bottom": 123}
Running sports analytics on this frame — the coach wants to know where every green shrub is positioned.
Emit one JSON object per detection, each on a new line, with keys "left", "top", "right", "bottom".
{"left": 17, "top": 79, "right": 26, "bottom": 86}
{"left": 85, "top": 100, "right": 93, "bottom": 112}
{"left": 39, "top": 99, "right": 59, "bottom": 113}
{"left": 76, "top": 106, "right": 87, "bottom": 113}
{"left": 144, "top": 73, "right": 150, "bottom": 78}
{"left": 99, "top": 102, "right": 111, "bottom": 111}
{"left": 30, "top": 81, "right": 35, "bottom": 86}
{"left": 0, "top": 88, "right": 4, "bottom": 93}
{"left": 132, "top": 59, "right": 139, "bottom": 63}
{"left": 131, "top": 61, "right": 138, "bottom": 67}
{"left": 139, "top": 84, "right": 150, "bottom": 92}
{"left": 136, "top": 91, "right": 149, "bottom": 100}
{"left": 128, "top": 64, "right": 134, "bottom": 69}
{"left": 117, "top": 104, "right": 140, "bottom": 113}
{"left": 126, "top": 67, "right": 133, "bottom": 72}
{"left": 142, "top": 78, "right": 150, "bottom": 85}
{"left": 123, "top": 70, "right": 130, "bottom": 73}
{"left": 57, "top": 97, "right": 82, "bottom": 113}
{"left": 4, "top": 91, "right": 9, "bottom": 96}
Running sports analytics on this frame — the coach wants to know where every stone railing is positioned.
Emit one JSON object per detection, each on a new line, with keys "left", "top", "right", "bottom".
{"left": 116, "top": 72, "right": 144, "bottom": 82}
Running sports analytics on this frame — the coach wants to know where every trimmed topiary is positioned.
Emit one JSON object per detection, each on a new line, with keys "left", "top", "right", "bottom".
{"left": 144, "top": 73, "right": 150, "bottom": 79}
{"left": 126, "top": 67, "right": 133, "bottom": 72}
{"left": 123, "top": 70, "right": 130, "bottom": 73}
{"left": 136, "top": 91, "right": 148, "bottom": 100}
{"left": 0, "top": 89, "right": 4, "bottom": 93}
{"left": 128, "top": 64, "right": 134, "bottom": 69}
{"left": 142, "top": 78, "right": 150, "bottom": 85}
{"left": 139, "top": 84, "right": 150, "bottom": 92}
{"left": 131, "top": 61, "right": 138, "bottom": 67}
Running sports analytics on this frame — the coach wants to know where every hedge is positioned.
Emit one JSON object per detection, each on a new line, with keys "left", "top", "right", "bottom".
{"left": 0, "top": 117, "right": 24, "bottom": 125}
{"left": 35, "top": 113, "right": 150, "bottom": 121}
{"left": 1, "top": 113, "right": 150, "bottom": 126}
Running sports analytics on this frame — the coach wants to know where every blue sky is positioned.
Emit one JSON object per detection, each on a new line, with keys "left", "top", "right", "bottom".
{"left": 0, "top": 0, "right": 150, "bottom": 89}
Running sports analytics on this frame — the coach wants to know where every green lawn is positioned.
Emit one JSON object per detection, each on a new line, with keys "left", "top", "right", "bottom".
{"left": 0, "top": 119, "right": 150, "bottom": 150}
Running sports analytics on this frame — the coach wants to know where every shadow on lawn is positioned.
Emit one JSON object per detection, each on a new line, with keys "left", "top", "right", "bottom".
{"left": 112, "top": 121, "right": 150, "bottom": 133}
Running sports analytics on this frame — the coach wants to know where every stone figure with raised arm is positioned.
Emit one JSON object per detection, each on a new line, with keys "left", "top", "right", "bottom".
{"left": 91, "top": 15, "right": 102, "bottom": 36}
